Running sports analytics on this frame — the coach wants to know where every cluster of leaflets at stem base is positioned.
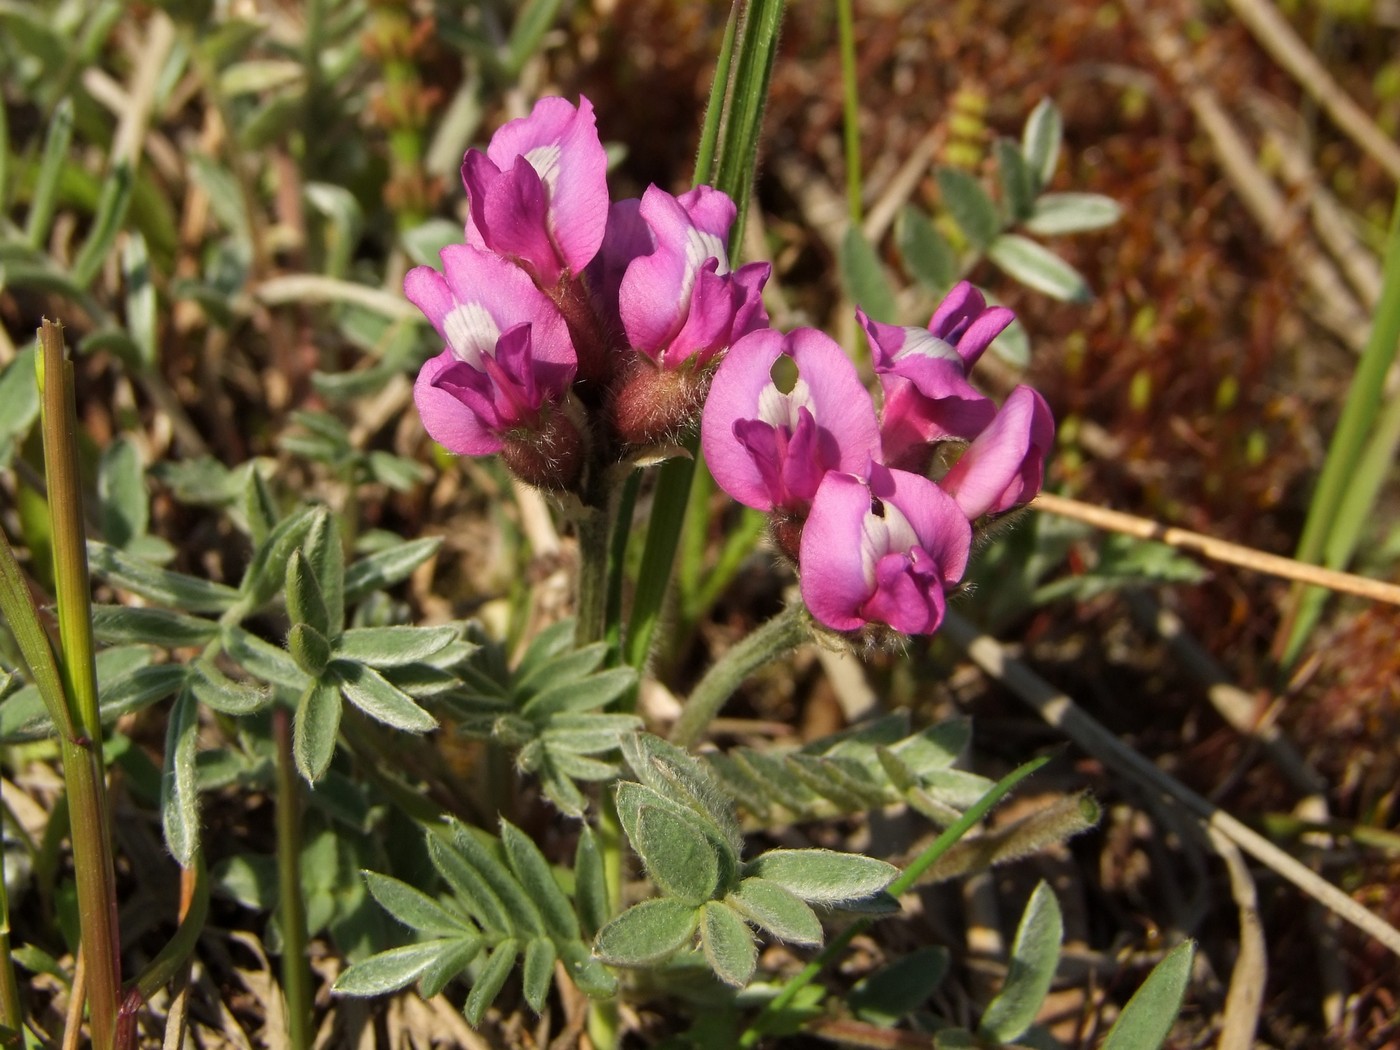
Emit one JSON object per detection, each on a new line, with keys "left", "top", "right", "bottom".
{"left": 442, "top": 618, "right": 641, "bottom": 816}
{"left": 333, "top": 818, "right": 616, "bottom": 1025}
{"left": 594, "top": 735, "right": 899, "bottom": 988}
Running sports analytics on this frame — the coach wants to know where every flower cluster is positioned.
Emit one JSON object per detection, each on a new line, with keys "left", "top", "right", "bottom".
{"left": 407, "top": 96, "right": 770, "bottom": 495}
{"left": 702, "top": 283, "right": 1053, "bottom": 639}
{"left": 408, "top": 96, "right": 1052, "bottom": 640}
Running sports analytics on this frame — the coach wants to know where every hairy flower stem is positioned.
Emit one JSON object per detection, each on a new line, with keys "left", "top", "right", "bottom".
{"left": 37, "top": 320, "right": 121, "bottom": 1050}
{"left": 670, "top": 604, "right": 809, "bottom": 748}
{"left": 273, "top": 709, "right": 313, "bottom": 1050}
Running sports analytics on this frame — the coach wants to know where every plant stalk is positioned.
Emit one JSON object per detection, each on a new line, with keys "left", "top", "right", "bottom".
{"left": 37, "top": 320, "right": 122, "bottom": 1050}
{"left": 670, "top": 603, "right": 809, "bottom": 747}
{"left": 273, "top": 708, "right": 313, "bottom": 1050}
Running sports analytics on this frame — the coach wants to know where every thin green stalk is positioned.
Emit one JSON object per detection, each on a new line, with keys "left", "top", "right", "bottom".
{"left": 626, "top": 0, "right": 786, "bottom": 671}
{"left": 37, "top": 320, "right": 121, "bottom": 1050}
{"left": 835, "top": 0, "right": 862, "bottom": 222}
{"left": 575, "top": 505, "right": 613, "bottom": 647}
{"left": 273, "top": 708, "right": 313, "bottom": 1050}
{"left": 670, "top": 604, "right": 809, "bottom": 747}
{"left": 736, "top": 755, "right": 1049, "bottom": 1048}
{"left": 693, "top": 2, "right": 740, "bottom": 188}
{"left": 0, "top": 832, "right": 21, "bottom": 1041}
{"left": 604, "top": 470, "right": 641, "bottom": 656}
{"left": 1278, "top": 188, "right": 1400, "bottom": 666}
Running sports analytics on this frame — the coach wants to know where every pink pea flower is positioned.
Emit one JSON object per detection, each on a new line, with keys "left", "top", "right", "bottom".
{"left": 407, "top": 245, "right": 582, "bottom": 488}
{"left": 461, "top": 96, "right": 610, "bottom": 288}
{"left": 939, "top": 385, "right": 1054, "bottom": 520}
{"left": 859, "top": 282, "right": 1014, "bottom": 466}
{"left": 701, "top": 328, "right": 880, "bottom": 516}
{"left": 604, "top": 186, "right": 771, "bottom": 445}
{"left": 799, "top": 465, "right": 972, "bottom": 635}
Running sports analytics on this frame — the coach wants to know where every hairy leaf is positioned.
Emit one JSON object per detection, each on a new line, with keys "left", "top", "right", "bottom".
{"left": 701, "top": 901, "right": 757, "bottom": 988}
{"left": 594, "top": 898, "right": 700, "bottom": 968}
{"left": 726, "top": 878, "right": 822, "bottom": 946}
{"left": 334, "top": 940, "right": 459, "bottom": 997}
{"left": 978, "top": 881, "right": 1063, "bottom": 1043}
{"left": 331, "top": 661, "right": 436, "bottom": 732}
{"left": 294, "top": 679, "right": 342, "bottom": 782}
{"left": 1100, "top": 941, "right": 1195, "bottom": 1050}
{"left": 744, "top": 849, "right": 898, "bottom": 905}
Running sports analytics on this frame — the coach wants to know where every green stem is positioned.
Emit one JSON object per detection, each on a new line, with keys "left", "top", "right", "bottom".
{"left": 670, "top": 604, "right": 809, "bottom": 748}
{"left": 37, "top": 320, "right": 121, "bottom": 1050}
{"left": 0, "top": 812, "right": 23, "bottom": 1041}
{"left": 1278, "top": 187, "right": 1400, "bottom": 666}
{"left": 736, "top": 755, "right": 1049, "bottom": 1048}
{"left": 604, "top": 471, "right": 640, "bottom": 658}
{"left": 273, "top": 708, "right": 313, "bottom": 1050}
{"left": 835, "top": 0, "right": 862, "bottom": 222}
{"left": 588, "top": 789, "right": 626, "bottom": 1050}
{"left": 693, "top": 3, "right": 739, "bottom": 188}
{"left": 575, "top": 504, "right": 613, "bottom": 647}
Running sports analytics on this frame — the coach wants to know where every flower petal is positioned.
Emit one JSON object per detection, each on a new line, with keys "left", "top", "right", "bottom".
{"left": 414, "top": 350, "right": 502, "bottom": 456}
{"left": 799, "top": 472, "right": 881, "bottom": 631}
{"left": 940, "top": 385, "right": 1054, "bottom": 519}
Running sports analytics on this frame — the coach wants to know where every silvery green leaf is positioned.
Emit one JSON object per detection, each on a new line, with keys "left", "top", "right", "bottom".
{"left": 521, "top": 666, "right": 634, "bottom": 719}
{"left": 301, "top": 508, "right": 345, "bottom": 633}
{"left": 71, "top": 162, "right": 133, "bottom": 290}
{"left": 849, "top": 946, "right": 950, "bottom": 1025}
{"left": 514, "top": 641, "right": 608, "bottom": 697}
{"left": 808, "top": 713, "right": 910, "bottom": 755}
{"left": 161, "top": 687, "right": 201, "bottom": 866}
{"left": 331, "top": 661, "right": 436, "bottom": 733}
{"left": 744, "top": 849, "right": 898, "bottom": 905}
{"left": 90, "top": 604, "right": 218, "bottom": 647}
{"left": 936, "top": 167, "right": 1000, "bottom": 251}
{"left": 401, "top": 217, "right": 467, "bottom": 269}
{"left": 615, "top": 781, "right": 737, "bottom": 889}
{"left": 594, "top": 898, "right": 700, "bottom": 968}
{"left": 343, "top": 537, "right": 442, "bottom": 604}
{"left": 334, "top": 625, "right": 458, "bottom": 667}
{"left": 333, "top": 940, "right": 458, "bottom": 997}
{"left": 574, "top": 826, "right": 609, "bottom": 937}
{"left": 238, "top": 505, "right": 318, "bottom": 610}
{"left": 288, "top": 623, "right": 332, "bottom": 678}
{"left": 449, "top": 820, "right": 544, "bottom": 936}
{"left": 1024, "top": 192, "right": 1122, "bottom": 236}
{"left": 543, "top": 749, "right": 619, "bottom": 781}
{"left": 988, "top": 234, "right": 1091, "bottom": 303}
{"left": 560, "top": 940, "right": 618, "bottom": 999}
{"left": 241, "top": 462, "right": 279, "bottom": 544}
{"left": 223, "top": 625, "right": 311, "bottom": 691}
{"left": 98, "top": 437, "right": 148, "bottom": 549}
{"left": 1021, "top": 98, "right": 1063, "bottom": 191}
{"left": 978, "top": 882, "right": 1063, "bottom": 1043}
{"left": 427, "top": 834, "right": 509, "bottom": 933}
{"left": 732, "top": 749, "right": 817, "bottom": 812}
{"left": 623, "top": 734, "right": 741, "bottom": 851}
{"left": 212, "top": 852, "right": 278, "bottom": 910}
{"left": 364, "top": 871, "right": 473, "bottom": 935}
{"left": 380, "top": 662, "right": 461, "bottom": 699}
{"left": 541, "top": 714, "right": 643, "bottom": 748}
{"left": 88, "top": 540, "right": 239, "bottom": 613}
{"left": 889, "top": 718, "right": 971, "bottom": 770}
{"left": 521, "top": 936, "right": 557, "bottom": 1013}
{"left": 918, "top": 768, "right": 997, "bottom": 809}
{"left": 417, "top": 935, "right": 483, "bottom": 999}
{"left": 1099, "top": 940, "right": 1194, "bottom": 1050}
{"left": 513, "top": 619, "right": 576, "bottom": 681}
{"left": 726, "top": 878, "right": 822, "bottom": 946}
{"left": 632, "top": 804, "right": 720, "bottom": 906}
{"left": 366, "top": 451, "right": 430, "bottom": 492}
{"left": 895, "top": 204, "right": 957, "bottom": 293}
{"left": 293, "top": 679, "right": 341, "bottom": 782}
{"left": 122, "top": 232, "right": 157, "bottom": 367}
{"left": 701, "top": 901, "right": 757, "bottom": 988}
{"left": 539, "top": 767, "right": 588, "bottom": 818}
{"left": 285, "top": 549, "right": 330, "bottom": 637}
{"left": 500, "top": 820, "right": 579, "bottom": 942}
{"left": 189, "top": 660, "right": 268, "bottom": 716}
{"left": 995, "top": 138, "right": 1036, "bottom": 224}
{"left": 464, "top": 940, "right": 518, "bottom": 1026}
{"left": 785, "top": 753, "right": 885, "bottom": 810}
{"left": 839, "top": 225, "right": 897, "bottom": 323}
{"left": 94, "top": 664, "right": 189, "bottom": 722}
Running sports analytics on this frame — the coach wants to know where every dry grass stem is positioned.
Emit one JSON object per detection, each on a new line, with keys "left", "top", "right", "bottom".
{"left": 1206, "top": 826, "right": 1267, "bottom": 1050}
{"left": 941, "top": 611, "right": 1400, "bottom": 959}
{"left": 1033, "top": 491, "right": 1400, "bottom": 606}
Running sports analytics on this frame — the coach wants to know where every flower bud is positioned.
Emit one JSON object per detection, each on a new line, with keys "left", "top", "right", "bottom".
{"left": 609, "top": 357, "right": 708, "bottom": 449}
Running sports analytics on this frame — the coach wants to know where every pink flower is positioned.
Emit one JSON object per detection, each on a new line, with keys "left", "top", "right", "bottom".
{"left": 799, "top": 465, "right": 972, "bottom": 634}
{"left": 939, "top": 385, "right": 1054, "bottom": 520}
{"left": 859, "top": 282, "right": 1014, "bottom": 464}
{"left": 701, "top": 328, "right": 880, "bottom": 514}
{"left": 407, "top": 245, "right": 577, "bottom": 457}
{"left": 461, "top": 96, "right": 610, "bottom": 287}
{"left": 616, "top": 186, "right": 769, "bottom": 370}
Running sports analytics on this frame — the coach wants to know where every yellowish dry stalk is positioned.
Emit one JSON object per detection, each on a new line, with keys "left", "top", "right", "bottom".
{"left": 1032, "top": 492, "right": 1400, "bottom": 607}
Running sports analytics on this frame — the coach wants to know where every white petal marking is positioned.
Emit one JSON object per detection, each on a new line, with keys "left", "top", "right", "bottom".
{"left": 896, "top": 329, "right": 961, "bottom": 364}
{"left": 443, "top": 301, "right": 501, "bottom": 367}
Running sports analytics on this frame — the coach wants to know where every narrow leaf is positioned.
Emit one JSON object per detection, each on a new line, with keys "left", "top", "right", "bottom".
{"left": 223, "top": 624, "right": 311, "bottom": 691}
{"left": 293, "top": 679, "right": 342, "bottom": 782}
{"left": 331, "top": 661, "right": 436, "bottom": 732}
{"left": 343, "top": 537, "right": 441, "bottom": 603}
{"left": 286, "top": 549, "right": 330, "bottom": 638}
{"left": 333, "top": 940, "right": 457, "bottom": 997}
{"left": 88, "top": 540, "right": 239, "bottom": 612}
{"left": 701, "top": 902, "right": 757, "bottom": 988}
{"left": 849, "top": 946, "right": 950, "bottom": 1025}
{"left": 160, "top": 687, "right": 201, "bottom": 866}
{"left": 521, "top": 937, "right": 557, "bottom": 1013}
{"left": 633, "top": 805, "right": 720, "bottom": 906}
{"left": 300, "top": 508, "right": 345, "bottom": 633}
{"left": 520, "top": 666, "right": 634, "bottom": 719}
{"left": 448, "top": 820, "right": 545, "bottom": 936}
{"left": 1024, "top": 192, "right": 1122, "bottom": 236}
{"left": 1021, "top": 98, "right": 1063, "bottom": 191}
{"left": 839, "top": 225, "right": 897, "bottom": 323}
{"left": 464, "top": 940, "right": 518, "bottom": 1026}
{"left": 97, "top": 437, "right": 148, "bottom": 549}
{"left": 987, "top": 234, "right": 1091, "bottom": 302}
{"left": 288, "top": 623, "right": 332, "bottom": 678}
{"left": 427, "top": 834, "right": 510, "bottom": 933}
{"left": 188, "top": 660, "right": 268, "bottom": 716}
{"left": 743, "top": 849, "right": 898, "bottom": 905}
{"left": 895, "top": 204, "right": 957, "bottom": 292}
{"left": 936, "top": 167, "right": 1000, "bottom": 251}
{"left": 594, "top": 898, "right": 700, "bottom": 967}
{"left": 1100, "top": 941, "right": 1195, "bottom": 1050}
{"left": 500, "top": 820, "right": 579, "bottom": 942}
{"left": 575, "top": 826, "right": 609, "bottom": 936}
{"left": 364, "top": 871, "right": 473, "bottom": 935}
{"left": 995, "top": 139, "right": 1036, "bottom": 224}
{"left": 90, "top": 605, "right": 218, "bottom": 647}
{"left": 726, "top": 878, "right": 822, "bottom": 946}
{"left": 978, "top": 881, "right": 1063, "bottom": 1043}
{"left": 72, "top": 162, "right": 134, "bottom": 289}
{"left": 334, "top": 625, "right": 458, "bottom": 667}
